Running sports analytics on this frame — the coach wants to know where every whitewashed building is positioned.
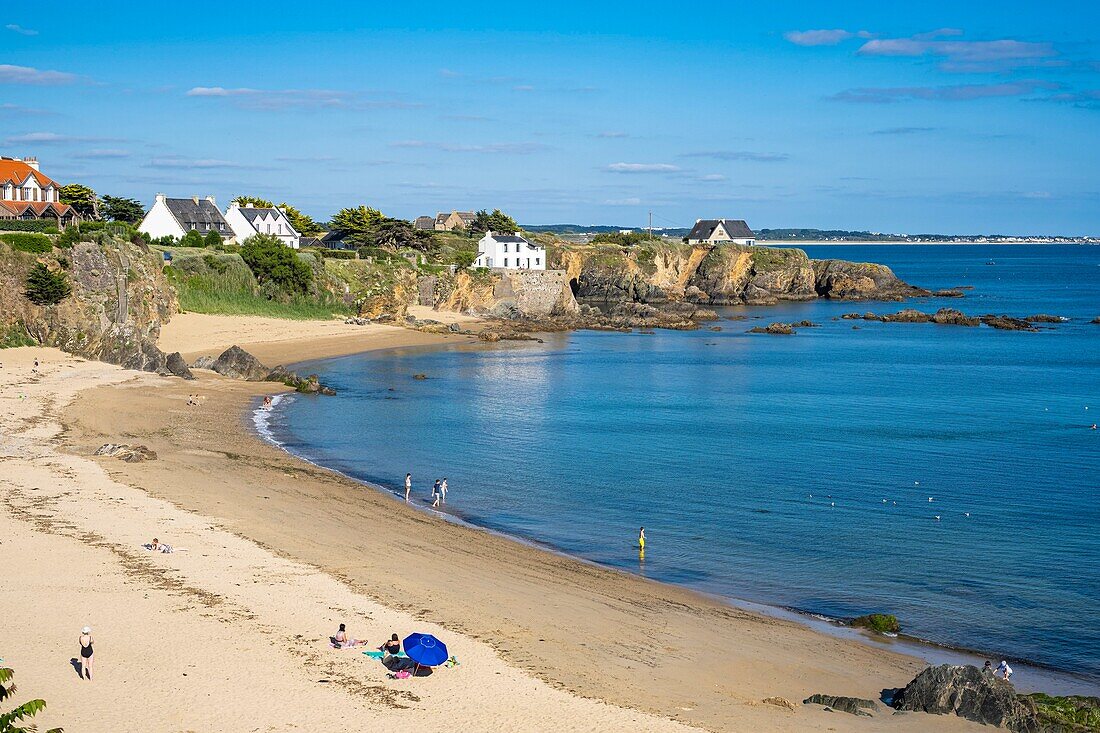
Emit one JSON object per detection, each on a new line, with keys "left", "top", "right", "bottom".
{"left": 138, "top": 194, "right": 231, "bottom": 241}
{"left": 686, "top": 219, "right": 756, "bottom": 246}
{"left": 472, "top": 231, "right": 545, "bottom": 270}
{"left": 224, "top": 202, "right": 300, "bottom": 249}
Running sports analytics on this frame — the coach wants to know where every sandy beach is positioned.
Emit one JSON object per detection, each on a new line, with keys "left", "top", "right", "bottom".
{"left": 0, "top": 319, "right": 990, "bottom": 732}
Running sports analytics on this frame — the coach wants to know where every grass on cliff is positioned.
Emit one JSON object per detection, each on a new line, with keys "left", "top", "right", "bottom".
{"left": 1027, "top": 694, "right": 1100, "bottom": 733}
{"left": 164, "top": 252, "right": 350, "bottom": 320}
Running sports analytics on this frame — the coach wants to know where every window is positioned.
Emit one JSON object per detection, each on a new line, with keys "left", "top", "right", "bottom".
{"left": 22, "top": 187, "right": 31, "bottom": 200}
{"left": 535, "top": 258, "right": 540, "bottom": 266}
{"left": 503, "top": 243, "right": 508, "bottom": 253}
{"left": 503, "top": 258, "right": 508, "bottom": 267}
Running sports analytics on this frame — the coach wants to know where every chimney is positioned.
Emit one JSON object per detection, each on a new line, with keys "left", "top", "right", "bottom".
{"left": 228, "top": 200, "right": 240, "bottom": 210}
{"left": 244, "top": 202, "right": 254, "bottom": 208}
{"left": 155, "top": 193, "right": 166, "bottom": 204}
{"left": 192, "top": 196, "right": 200, "bottom": 204}
{"left": 22, "top": 156, "right": 39, "bottom": 171}
{"left": 205, "top": 195, "right": 216, "bottom": 205}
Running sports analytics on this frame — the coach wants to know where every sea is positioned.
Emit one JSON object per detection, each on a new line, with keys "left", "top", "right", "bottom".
{"left": 259, "top": 244, "right": 1100, "bottom": 693}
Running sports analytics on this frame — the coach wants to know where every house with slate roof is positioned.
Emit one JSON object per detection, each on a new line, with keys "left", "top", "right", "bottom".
{"left": 415, "top": 210, "right": 476, "bottom": 231}
{"left": 139, "top": 194, "right": 232, "bottom": 241}
{"left": 472, "top": 231, "right": 545, "bottom": 270}
{"left": 685, "top": 219, "right": 756, "bottom": 246}
{"left": 0, "top": 157, "right": 80, "bottom": 227}
{"left": 224, "top": 201, "right": 300, "bottom": 249}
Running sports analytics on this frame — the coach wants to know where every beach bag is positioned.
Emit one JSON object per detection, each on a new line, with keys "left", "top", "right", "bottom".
{"left": 393, "top": 670, "right": 412, "bottom": 679}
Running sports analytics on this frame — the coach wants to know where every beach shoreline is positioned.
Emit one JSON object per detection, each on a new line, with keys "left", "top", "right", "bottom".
{"left": 0, "top": 315, "right": 1051, "bottom": 731}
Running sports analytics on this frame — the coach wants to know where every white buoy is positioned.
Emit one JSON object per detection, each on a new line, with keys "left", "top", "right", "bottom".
{"left": 928, "top": 497, "right": 934, "bottom": 502}
{"left": 934, "top": 515, "right": 941, "bottom": 521}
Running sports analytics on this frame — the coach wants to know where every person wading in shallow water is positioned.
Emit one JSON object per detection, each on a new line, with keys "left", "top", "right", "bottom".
{"left": 404, "top": 473, "right": 412, "bottom": 503}
{"left": 638, "top": 527, "right": 646, "bottom": 551}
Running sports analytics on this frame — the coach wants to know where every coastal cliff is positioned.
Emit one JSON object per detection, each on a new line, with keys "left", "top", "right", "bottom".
{"left": 549, "top": 241, "right": 929, "bottom": 310}
{"left": 1, "top": 235, "right": 180, "bottom": 371}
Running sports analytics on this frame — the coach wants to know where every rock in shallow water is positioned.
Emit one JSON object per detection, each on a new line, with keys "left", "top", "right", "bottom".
{"left": 211, "top": 345, "right": 271, "bottom": 381}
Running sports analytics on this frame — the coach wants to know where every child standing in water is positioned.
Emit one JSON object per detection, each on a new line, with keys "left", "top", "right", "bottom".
{"left": 638, "top": 527, "right": 646, "bottom": 551}
{"left": 404, "top": 473, "right": 411, "bottom": 502}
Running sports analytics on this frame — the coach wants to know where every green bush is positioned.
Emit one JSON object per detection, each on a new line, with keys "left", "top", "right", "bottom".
{"left": 0, "top": 324, "right": 37, "bottom": 348}
{"left": 0, "top": 219, "right": 59, "bottom": 233}
{"left": 240, "top": 234, "right": 312, "bottom": 294}
{"left": 78, "top": 220, "right": 108, "bottom": 233}
{"left": 180, "top": 230, "right": 206, "bottom": 248}
{"left": 24, "top": 263, "right": 72, "bottom": 305}
{"left": 57, "top": 226, "right": 82, "bottom": 248}
{"left": 1, "top": 232, "right": 53, "bottom": 253}
{"left": 203, "top": 230, "right": 222, "bottom": 248}
{"left": 316, "top": 248, "right": 357, "bottom": 259}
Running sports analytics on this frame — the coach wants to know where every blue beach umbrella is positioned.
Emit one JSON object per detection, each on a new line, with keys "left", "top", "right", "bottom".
{"left": 403, "top": 633, "right": 449, "bottom": 667}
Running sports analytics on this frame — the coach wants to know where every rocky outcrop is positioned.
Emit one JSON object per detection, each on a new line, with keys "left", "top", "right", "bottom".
{"left": 803, "top": 694, "right": 877, "bottom": 717}
{"left": 165, "top": 351, "right": 194, "bottom": 380}
{"left": 893, "top": 665, "right": 1040, "bottom": 731}
{"left": 265, "top": 365, "right": 337, "bottom": 395}
{"left": 210, "top": 345, "right": 270, "bottom": 381}
{"left": 849, "top": 613, "right": 900, "bottom": 633}
{"left": 932, "top": 308, "right": 980, "bottom": 326}
{"left": 844, "top": 309, "right": 1044, "bottom": 331}
{"left": 1026, "top": 314, "right": 1068, "bottom": 323}
{"left": 93, "top": 443, "right": 158, "bottom": 462}
{"left": 422, "top": 269, "right": 578, "bottom": 319}
{"left": 982, "top": 315, "right": 1038, "bottom": 332}
{"left": 813, "top": 259, "right": 930, "bottom": 301}
{"left": 0, "top": 236, "right": 179, "bottom": 373}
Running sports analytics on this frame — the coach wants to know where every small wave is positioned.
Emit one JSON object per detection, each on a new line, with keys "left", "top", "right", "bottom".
{"left": 252, "top": 393, "right": 290, "bottom": 446}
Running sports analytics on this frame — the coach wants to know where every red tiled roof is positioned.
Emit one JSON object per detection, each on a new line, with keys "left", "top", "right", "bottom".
{"left": 0, "top": 159, "right": 60, "bottom": 189}
{"left": 0, "top": 200, "right": 74, "bottom": 217}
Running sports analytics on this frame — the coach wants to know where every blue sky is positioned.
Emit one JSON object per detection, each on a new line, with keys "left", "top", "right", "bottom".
{"left": 3, "top": 1, "right": 1099, "bottom": 233}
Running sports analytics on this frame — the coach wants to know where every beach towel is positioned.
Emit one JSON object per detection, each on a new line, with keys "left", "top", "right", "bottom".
{"left": 363, "top": 650, "right": 408, "bottom": 659}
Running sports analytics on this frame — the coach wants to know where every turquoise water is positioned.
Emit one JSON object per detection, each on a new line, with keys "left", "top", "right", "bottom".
{"left": 267, "top": 245, "right": 1100, "bottom": 688}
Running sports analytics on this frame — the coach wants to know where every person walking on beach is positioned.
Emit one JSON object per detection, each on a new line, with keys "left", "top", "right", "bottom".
{"left": 404, "top": 473, "right": 412, "bottom": 503}
{"left": 439, "top": 477, "right": 448, "bottom": 504}
{"left": 432, "top": 479, "right": 441, "bottom": 507}
{"left": 78, "top": 626, "right": 94, "bottom": 680}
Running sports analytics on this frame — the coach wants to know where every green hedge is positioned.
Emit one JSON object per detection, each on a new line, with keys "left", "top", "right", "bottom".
{"left": 1, "top": 232, "right": 53, "bottom": 253}
{"left": 0, "top": 220, "right": 60, "bottom": 233}
{"left": 316, "top": 248, "right": 357, "bottom": 259}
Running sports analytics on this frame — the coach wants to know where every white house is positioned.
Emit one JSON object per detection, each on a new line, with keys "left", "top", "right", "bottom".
{"left": 686, "top": 219, "right": 756, "bottom": 246}
{"left": 224, "top": 201, "right": 301, "bottom": 249}
{"left": 139, "top": 194, "right": 232, "bottom": 241}
{"left": 472, "top": 231, "right": 545, "bottom": 270}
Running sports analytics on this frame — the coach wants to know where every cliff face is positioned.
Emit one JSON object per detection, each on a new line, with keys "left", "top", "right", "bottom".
{"left": 421, "top": 269, "right": 578, "bottom": 318}
{"left": 549, "top": 241, "right": 927, "bottom": 307}
{"left": 1, "top": 237, "right": 179, "bottom": 371}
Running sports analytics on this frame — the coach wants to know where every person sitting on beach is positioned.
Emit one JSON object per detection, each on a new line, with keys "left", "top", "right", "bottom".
{"left": 996, "top": 660, "right": 1013, "bottom": 681}
{"left": 380, "top": 633, "right": 402, "bottom": 657}
{"left": 145, "top": 538, "right": 173, "bottom": 553}
{"left": 333, "top": 623, "right": 364, "bottom": 648}
{"left": 983, "top": 660, "right": 993, "bottom": 675}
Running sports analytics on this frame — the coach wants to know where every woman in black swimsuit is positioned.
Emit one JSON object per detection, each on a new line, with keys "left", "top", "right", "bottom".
{"left": 381, "top": 633, "right": 401, "bottom": 657}
{"left": 79, "top": 626, "right": 94, "bottom": 680}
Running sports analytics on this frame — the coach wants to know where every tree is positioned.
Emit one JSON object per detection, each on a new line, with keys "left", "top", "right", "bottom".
{"left": 231, "top": 195, "right": 274, "bottom": 208}
{"left": 100, "top": 195, "right": 145, "bottom": 224}
{"left": 203, "top": 230, "right": 222, "bottom": 248}
{"left": 58, "top": 183, "right": 99, "bottom": 219}
{"left": 0, "top": 666, "right": 62, "bottom": 733}
{"left": 469, "top": 209, "right": 518, "bottom": 236}
{"left": 371, "top": 217, "right": 434, "bottom": 251}
{"left": 233, "top": 196, "right": 324, "bottom": 236}
{"left": 180, "top": 230, "right": 205, "bottom": 248}
{"left": 240, "top": 234, "right": 312, "bottom": 294}
{"left": 24, "top": 263, "right": 72, "bottom": 306}
{"left": 330, "top": 206, "right": 384, "bottom": 244}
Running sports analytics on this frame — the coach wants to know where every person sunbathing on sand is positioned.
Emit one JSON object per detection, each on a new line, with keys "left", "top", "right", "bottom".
{"left": 333, "top": 623, "right": 364, "bottom": 648}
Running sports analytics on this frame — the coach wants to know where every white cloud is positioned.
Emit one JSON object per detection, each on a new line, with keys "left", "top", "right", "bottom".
{"left": 784, "top": 29, "right": 870, "bottom": 46}
{"left": 5, "top": 24, "right": 38, "bottom": 36}
{"left": 185, "top": 86, "right": 415, "bottom": 111}
{"left": 605, "top": 163, "right": 680, "bottom": 173}
{"left": 681, "top": 150, "right": 788, "bottom": 162}
{"left": 604, "top": 197, "right": 642, "bottom": 206}
{"left": 3, "top": 131, "right": 123, "bottom": 144}
{"left": 697, "top": 174, "right": 728, "bottom": 182}
{"left": 390, "top": 140, "right": 549, "bottom": 154}
{"left": 74, "top": 149, "right": 130, "bottom": 159}
{"left": 146, "top": 156, "right": 261, "bottom": 170}
{"left": 857, "top": 32, "right": 1059, "bottom": 72}
{"left": 0, "top": 64, "right": 76, "bottom": 85}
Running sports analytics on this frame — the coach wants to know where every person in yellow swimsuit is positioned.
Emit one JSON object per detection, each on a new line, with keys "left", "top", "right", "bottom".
{"left": 638, "top": 526, "right": 646, "bottom": 551}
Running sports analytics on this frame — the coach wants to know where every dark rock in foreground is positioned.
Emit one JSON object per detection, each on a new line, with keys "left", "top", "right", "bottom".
{"left": 165, "top": 351, "right": 194, "bottom": 380}
{"left": 1026, "top": 314, "right": 1068, "bottom": 323}
{"left": 748, "top": 322, "right": 794, "bottom": 335}
{"left": 211, "top": 345, "right": 270, "bottom": 381}
{"left": 893, "top": 665, "right": 1039, "bottom": 731}
{"left": 804, "top": 694, "right": 877, "bottom": 717}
